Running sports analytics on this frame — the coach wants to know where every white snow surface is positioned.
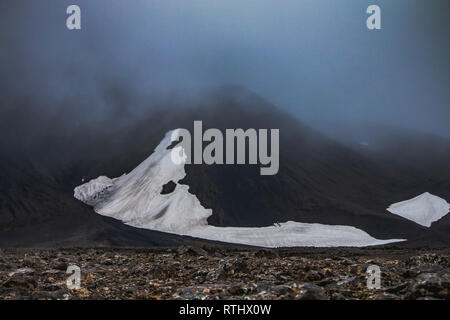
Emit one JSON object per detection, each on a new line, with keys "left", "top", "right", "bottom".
{"left": 74, "top": 129, "right": 404, "bottom": 248}
{"left": 387, "top": 192, "right": 450, "bottom": 227}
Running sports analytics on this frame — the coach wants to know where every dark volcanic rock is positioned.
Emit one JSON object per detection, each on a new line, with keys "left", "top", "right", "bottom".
{"left": 0, "top": 247, "right": 450, "bottom": 300}
{"left": 1, "top": 274, "right": 38, "bottom": 296}
{"left": 254, "top": 249, "right": 279, "bottom": 259}
{"left": 31, "top": 287, "right": 69, "bottom": 300}
{"left": 407, "top": 269, "right": 450, "bottom": 299}
{"left": 177, "top": 246, "right": 208, "bottom": 257}
{"left": 161, "top": 181, "right": 177, "bottom": 195}
{"left": 293, "top": 283, "right": 328, "bottom": 300}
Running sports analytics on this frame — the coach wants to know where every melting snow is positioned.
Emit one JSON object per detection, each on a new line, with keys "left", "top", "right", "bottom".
{"left": 74, "top": 130, "right": 404, "bottom": 248}
{"left": 387, "top": 192, "right": 450, "bottom": 227}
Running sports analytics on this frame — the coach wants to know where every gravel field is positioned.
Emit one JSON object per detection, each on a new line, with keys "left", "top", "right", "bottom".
{"left": 1, "top": 246, "right": 449, "bottom": 300}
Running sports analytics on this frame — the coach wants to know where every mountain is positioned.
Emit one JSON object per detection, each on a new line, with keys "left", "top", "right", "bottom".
{"left": 321, "top": 122, "right": 450, "bottom": 194}
{"left": 319, "top": 122, "right": 450, "bottom": 244}
{"left": 1, "top": 86, "right": 449, "bottom": 247}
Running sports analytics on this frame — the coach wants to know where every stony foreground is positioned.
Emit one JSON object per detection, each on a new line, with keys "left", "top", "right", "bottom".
{"left": 0, "top": 247, "right": 449, "bottom": 300}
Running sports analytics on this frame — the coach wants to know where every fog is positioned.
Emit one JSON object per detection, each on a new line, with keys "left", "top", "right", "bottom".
{"left": 1, "top": 0, "right": 449, "bottom": 146}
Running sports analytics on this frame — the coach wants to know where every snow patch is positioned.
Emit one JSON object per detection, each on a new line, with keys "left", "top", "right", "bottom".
{"left": 387, "top": 192, "right": 450, "bottom": 227}
{"left": 74, "top": 129, "right": 404, "bottom": 248}
{"left": 74, "top": 176, "right": 116, "bottom": 206}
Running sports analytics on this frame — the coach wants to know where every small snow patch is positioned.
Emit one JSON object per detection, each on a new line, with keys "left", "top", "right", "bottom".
{"left": 387, "top": 192, "right": 450, "bottom": 227}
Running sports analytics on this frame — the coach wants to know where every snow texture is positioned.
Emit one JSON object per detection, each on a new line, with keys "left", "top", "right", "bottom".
{"left": 387, "top": 192, "right": 450, "bottom": 227}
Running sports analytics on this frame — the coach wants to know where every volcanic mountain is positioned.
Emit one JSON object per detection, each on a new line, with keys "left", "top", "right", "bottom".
{"left": 1, "top": 86, "right": 449, "bottom": 247}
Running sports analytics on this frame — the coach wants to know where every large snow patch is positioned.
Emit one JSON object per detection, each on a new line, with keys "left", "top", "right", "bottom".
{"left": 74, "top": 130, "right": 404, "bottom": 248}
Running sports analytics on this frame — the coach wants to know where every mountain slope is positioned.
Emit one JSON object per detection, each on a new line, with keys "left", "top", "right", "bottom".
{"left": 1, "top": 86, "right": 449, "bottom": 246}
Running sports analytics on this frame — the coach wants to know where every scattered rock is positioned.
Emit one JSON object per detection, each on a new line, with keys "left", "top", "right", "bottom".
{"left": 54, "top": 260, "right": 68, "bottom": 271}
{"left": 0, "top": 248, "right": 449, "bottom": 300}
{"left": 31, "top": 287, "right": 70, "bottom": 300}
{"left": 254, "top": 249, "right": 279, "bottom": 259}
{"left": 8, "top": 268, "right": 36, "bottom": 277}
{"left": 293, "top": 283, "right": 328, "bottom": 300}
{"left": 177, "top": 246, "right": 208, "bottom": 257}
{"left": 306, "top": 270, "right": 323, "bottom": 281}
{"left": 407, "top": 269, "right": 450, "bottom": 299}
{"left": 2, "top": 275, "right": 37, "bottom": 292}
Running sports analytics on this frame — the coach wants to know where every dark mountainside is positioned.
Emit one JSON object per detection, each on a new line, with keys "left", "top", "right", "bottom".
{"left": 1, "top": 86, "right": 450, "bottom": 247}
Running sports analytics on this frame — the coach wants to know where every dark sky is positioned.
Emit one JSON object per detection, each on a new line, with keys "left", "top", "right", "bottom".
{"left": 1, "top": 1, "right": 449, "bottom": 137}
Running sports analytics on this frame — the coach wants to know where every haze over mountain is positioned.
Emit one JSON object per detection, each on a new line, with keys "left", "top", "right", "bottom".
{"left": 1, "top": 1, "right": 449, "bottom": 139}
{"left": 1, "top": 86, "right": 449, "bottom": 247}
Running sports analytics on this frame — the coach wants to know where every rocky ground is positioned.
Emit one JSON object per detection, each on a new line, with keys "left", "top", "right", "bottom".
{"left": 0, "top": 246, "right": 449, "bottom": 300}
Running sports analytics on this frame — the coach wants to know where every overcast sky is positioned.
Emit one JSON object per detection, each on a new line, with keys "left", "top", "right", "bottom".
{"left": 1, "top": 1, "right": 449, "bottom": 137}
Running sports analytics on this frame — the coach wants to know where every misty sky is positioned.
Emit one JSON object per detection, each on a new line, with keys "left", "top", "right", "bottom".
{"left": 1, "top": 1, "right": 449, "bottom": 137}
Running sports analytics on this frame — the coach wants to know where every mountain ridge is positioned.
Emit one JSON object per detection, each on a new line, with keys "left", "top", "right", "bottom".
{"left": 1, "top": 86, "right": 449, "bottom": 247}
